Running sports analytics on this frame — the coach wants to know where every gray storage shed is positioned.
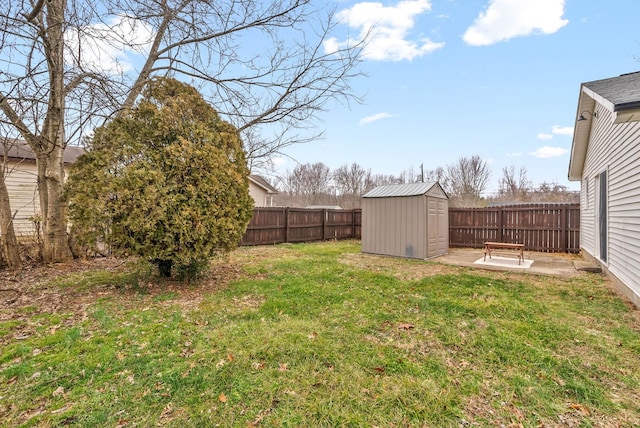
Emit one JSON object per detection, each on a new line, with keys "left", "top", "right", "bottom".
{"left": 362, "top": 182, "right": 449, "bottom": 259}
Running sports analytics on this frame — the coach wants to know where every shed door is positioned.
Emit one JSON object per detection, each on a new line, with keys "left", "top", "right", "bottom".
{"left": 427, "top": 198, "right": 448, "bottom": 258}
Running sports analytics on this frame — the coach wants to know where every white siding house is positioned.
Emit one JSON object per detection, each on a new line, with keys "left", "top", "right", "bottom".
{"left": 568, "top": 72, "right": 640, "bottom": 308}
{"left": 2, "top": 140, "right": 84, "bottom": 237}
{"left": 248, "top": 175, "right": 278, "bottom": 207}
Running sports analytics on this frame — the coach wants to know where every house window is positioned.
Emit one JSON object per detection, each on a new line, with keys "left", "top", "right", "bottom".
{"left": 583, "top": 178, "right": 589, "bottom": 209}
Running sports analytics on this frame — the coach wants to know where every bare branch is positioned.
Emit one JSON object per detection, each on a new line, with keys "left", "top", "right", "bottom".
{"left": 23, "top": 0, "right": 46, "bottom": 23}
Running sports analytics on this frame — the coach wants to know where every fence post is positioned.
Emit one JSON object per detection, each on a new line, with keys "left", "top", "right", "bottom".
{"left": 560, "top": 204, "right": 567, "bottom": 253}
{"left": 322, "top": 209, "right": 328, "bottom": 240}
{"left": 352, "top": 209, "right": 356, "bottom": 239}
{"left": 285, "top": 207, "right": 290, "bottom": 244}
{"left": 498, "top": 207, "right": 504, "bottom": 243}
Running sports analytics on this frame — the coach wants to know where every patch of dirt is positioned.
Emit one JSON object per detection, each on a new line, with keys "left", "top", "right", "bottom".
{"left": 339, "top": 252, "right": 462, "bottom": 281}
{"left": 0, "top": 257, "right": 243, "bottom": 345}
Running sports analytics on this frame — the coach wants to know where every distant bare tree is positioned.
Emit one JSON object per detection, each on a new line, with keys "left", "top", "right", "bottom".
{"left": 425, "top": 166, "right": 446, "bottom": 184}
{"left": 333, "top": 162, "right": 372, "bottom": 208}
{"left": 277, "top": 162, "right": 332, "bottom": 206}
{"left": 530, "top": 182, "right": 579, "bottom": 203}
{"left": 497, "top": 166, "right": 532, "bottom": 201}
{"left": 444, "top": 155, "right": 491, "bottom": 207}
{"left": 398, "top": 166, "right": 421, "bottom": 184}
{"left": 367, "top": 173, "right": 402, "bottom": 188}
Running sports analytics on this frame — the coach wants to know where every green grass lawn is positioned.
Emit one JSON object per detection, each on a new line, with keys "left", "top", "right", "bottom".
{"left": 1, "top": 241, "right": 639, "bottom": 427}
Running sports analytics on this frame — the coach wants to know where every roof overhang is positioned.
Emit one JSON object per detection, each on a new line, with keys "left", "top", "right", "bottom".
{"left": 568, "top": 85, "right": 597, "bottom": 181}
{"left": 568, "top": 78, "right": 640, "bottom": 181}
{"left": 248, "top": 175, "right": 278, "bottom": 194}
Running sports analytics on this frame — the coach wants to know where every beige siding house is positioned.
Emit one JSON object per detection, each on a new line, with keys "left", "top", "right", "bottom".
{"left": 3, "top": 140, "right": 84, "bottom": 237}
{"left": 362, "top": 182, "right": 448, "bottom": 260}
{"left": 248, "top": 175, "right": 278, "bottom": 207}
{"left": 568, "top": 71, "right": 640, "bottom": 308}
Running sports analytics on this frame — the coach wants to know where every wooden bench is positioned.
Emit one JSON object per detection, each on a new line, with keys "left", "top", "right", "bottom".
{"left": 484, "top": 242, "right": 525, "bottom": 265}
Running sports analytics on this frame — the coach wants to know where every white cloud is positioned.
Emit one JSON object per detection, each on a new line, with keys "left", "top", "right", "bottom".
{"left": 65, "top": 16, "right": 154, "bottom": 74}
{"left": 359, "top": 112, "right": 394, "bottom": 125}
{"left": 552, "top": 125, "right": 573, "bottom": 135}
{"left": 325, "top": 0, "right": 444, "bottom": 62}
{"left": 536, "top": 125, "right": 573, "bottom": 141}
{"left": 529, "top": 146, "right": 568, "bottom": 158}
{"left": 463, "top": 0, "right": 568, "bottom": 46}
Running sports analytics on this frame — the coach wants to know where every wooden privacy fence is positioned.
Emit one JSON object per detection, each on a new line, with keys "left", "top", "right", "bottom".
{"left": 241, "top": 204, "right": 580, "bottom": 254}
{"left": 241, "top": 208, "right": 362, "bottom": 246}
{"left": 449, "top": 203, "right": 580, "bottom": 253}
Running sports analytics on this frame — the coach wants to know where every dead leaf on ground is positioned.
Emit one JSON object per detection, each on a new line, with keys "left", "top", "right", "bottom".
{"left": 250, "top": 407, "right": 273, "bottom": 426}
{"left": 568, "top": 403, "right": 591, "bottom": 416}
{"left": 160, "top": 402, "right": 173, "bottom": 419}
{"left": 218, "top": 392, "right": 227, "bottom": 403}
{"left": 397, "top": 322, "right": 415, "bottom": 330}
{"left": 51, "top": 402, "right": 74, "bottom": 414}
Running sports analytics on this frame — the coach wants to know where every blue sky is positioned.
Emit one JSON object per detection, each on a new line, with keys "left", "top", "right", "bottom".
{"left": 273, "top": 0, "right": 640, "bottom": 194}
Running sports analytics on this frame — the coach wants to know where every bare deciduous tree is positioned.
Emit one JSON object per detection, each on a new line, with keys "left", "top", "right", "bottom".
{"left": 425, "top": 166, "right": 446, "bottom": 186}
{"left": 333, "top": 163, "right": 369, "bottom": 195}
{"left": 333, "top": 162, "right": 372, "bottom": 207}
{"left": 443, "top": 155, "right": 491, "bottom": 207}
{"left": 367, "top": 173, "right": 402, "bottom": 188}
{"left": 398, "top": 166, "right": 420, "bottom": 184}
{"left": 278, "top": 162, "right": 332, "bottom": 206}
{"left": 497, "top": 165, "right": 531, "bottom": 201}
{"left": 530, "top": 182, "right": 579, "bottom": 203}
{"left": 0, "top": 0, "right": 364, "bottom": 262}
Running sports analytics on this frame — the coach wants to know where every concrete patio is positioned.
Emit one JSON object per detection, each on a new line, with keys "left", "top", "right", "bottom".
{"left": 433, "top": 247, "right": 600, "bottom": 278}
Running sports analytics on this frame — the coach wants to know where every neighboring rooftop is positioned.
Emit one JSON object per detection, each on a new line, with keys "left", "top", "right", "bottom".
{"left": 249, "top": 174, "right": 278, "bottom": 194}
{"left": 2, "top": 138, "right": 84, "bottom": 164}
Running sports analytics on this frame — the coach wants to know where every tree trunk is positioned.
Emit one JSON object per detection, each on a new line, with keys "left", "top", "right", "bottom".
{"left": 157, "top": 259, "right": 173, "bottom": 278}
{"left": 39, "top": 151, "right": 72, "bottom": 263}
{"left": 0, "top": 174, "right": 22, "bottom": 270}
{"left": 40, "top": 0, "right": 73, "bottom": 263}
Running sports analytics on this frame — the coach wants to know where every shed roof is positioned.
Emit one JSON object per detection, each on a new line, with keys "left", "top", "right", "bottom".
{"left": 363, "top": 181, "right": 444, "bottom": 198}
